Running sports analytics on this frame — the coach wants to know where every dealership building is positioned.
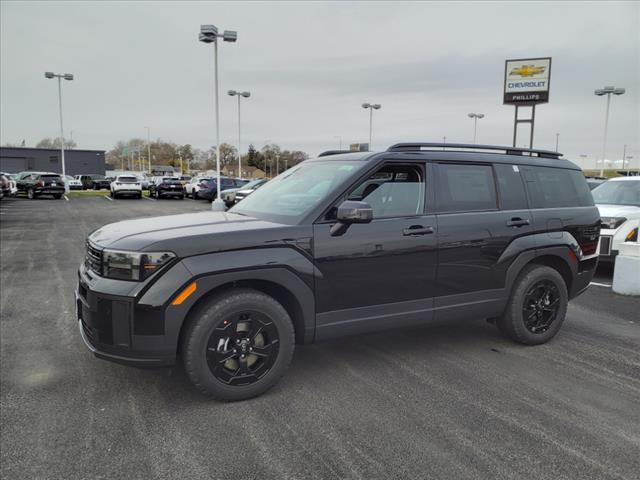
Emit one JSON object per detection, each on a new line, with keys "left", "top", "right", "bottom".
{"left": 0, "top": 147, "right": 106, "bottom": 175}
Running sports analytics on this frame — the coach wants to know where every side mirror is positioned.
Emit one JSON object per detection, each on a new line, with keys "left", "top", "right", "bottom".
{"left": 330, "top": 200, "right": 373, "bottom": 236}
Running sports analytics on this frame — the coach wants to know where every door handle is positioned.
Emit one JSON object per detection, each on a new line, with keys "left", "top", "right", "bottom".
{"left": 403, "top": 225, "right": 435, "bottom": 236}
{"left": 506, "top": 218, "right": 530, "bottom": 227}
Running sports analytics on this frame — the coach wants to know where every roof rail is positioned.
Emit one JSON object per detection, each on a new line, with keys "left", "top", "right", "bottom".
{"left": 318, "top": 150, "right": 353, "bottom": 157}
{"left": 386, "top": 143, "right": 562, "bottom": 159}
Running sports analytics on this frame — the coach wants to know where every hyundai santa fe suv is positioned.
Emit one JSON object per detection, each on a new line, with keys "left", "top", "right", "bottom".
{"left": 76, "top": 143, "right": 600, "bottom": 401}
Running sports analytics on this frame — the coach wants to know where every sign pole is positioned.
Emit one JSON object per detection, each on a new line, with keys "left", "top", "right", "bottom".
{"left": 529, "top": 105, "right": 536, "bottom": 149}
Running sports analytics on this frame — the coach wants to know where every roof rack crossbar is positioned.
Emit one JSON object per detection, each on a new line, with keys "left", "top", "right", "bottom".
{"left": 387, "top": 143, "right": 562, "bottom": 159}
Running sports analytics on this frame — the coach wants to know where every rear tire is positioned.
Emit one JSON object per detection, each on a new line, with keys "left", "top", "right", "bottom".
{"left": 497, "top": 265, "right": 568, "bottom": 345}
{"left": 193, "top": 190, "right": 199, "bottom": 200}
{"left": 181, "top": 288, "right": 295, "bottom": 401}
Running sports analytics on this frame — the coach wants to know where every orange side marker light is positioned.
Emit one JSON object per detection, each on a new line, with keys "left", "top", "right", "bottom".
{"left": 171, "top": 282, "right": 197, "bottom": 306}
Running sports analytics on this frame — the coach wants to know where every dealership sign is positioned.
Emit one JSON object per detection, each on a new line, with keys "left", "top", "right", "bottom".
{"left": 503, "top": 57, "right": 551, "bottom": 104}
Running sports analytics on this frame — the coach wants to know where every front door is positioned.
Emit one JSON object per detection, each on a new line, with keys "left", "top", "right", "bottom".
{"left": 313, "top": 162, "right": 438, "bottom": 340}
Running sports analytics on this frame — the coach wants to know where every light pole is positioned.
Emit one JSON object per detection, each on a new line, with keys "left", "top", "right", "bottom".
{"left": 44, "top": 71, "right": 73, "bottom": 192}
{"left": 467, "top": 113, "right": 484, "bottom": 144}
{"left": 579, "top": 154, "right": 588, "bottom": 171}
{"left": 228, "top": 89, "right": 250, "bottom": 178}
{"left": 334, "top": 136, "right": 342, "bottom": 150}
{"left": 442, "top": 136, "right": 447, "bottom": 150}
{"left": 595, "top": 85, "right": 625, "bottom": 176}
{"left": 200, "top": 24, "right": 237, "bottom": 211}
{"left": 145, "top": 126, "right": 151, "bottom": 174}
{"left": 555, "top": 133, "right": 560, "bottom": 152}
{"left": 362, "top": 103, "right": 381, "bottom": 150}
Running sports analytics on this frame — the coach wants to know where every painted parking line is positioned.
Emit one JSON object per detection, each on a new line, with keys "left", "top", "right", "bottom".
{"left": 590, "top": 281, "right": 612, "bottom": 288}
{"left": 64, "top": 195, "right": 69, "bottom": 201}
{"left": 142, "top": 195, "right": 156, "bottom": 201}
{"left": 103, "top": 195, "right": 113, "bottom": 201}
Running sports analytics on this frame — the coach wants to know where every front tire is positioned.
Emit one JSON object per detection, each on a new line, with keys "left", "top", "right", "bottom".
{"left": 27, "top": 188, "right": 35, "bottom": 199}
{"left": 181, "top": 289, "right": 295, "bottom": 401}
{"left": 497, "top": 265, "right": 568, "bottom": 345}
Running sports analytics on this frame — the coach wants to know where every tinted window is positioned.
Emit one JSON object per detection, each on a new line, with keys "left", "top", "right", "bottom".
{"left": 494, "top": 164, "right": 528, "bottom": 210}
{"left": 436, "top": 163, "right": 497, "bottom": 212}
{"left": 523, "top": 166, "right": 594, "bottom": 208}
{"left": 346, "top": 164, "right": 425, "bottom": 218}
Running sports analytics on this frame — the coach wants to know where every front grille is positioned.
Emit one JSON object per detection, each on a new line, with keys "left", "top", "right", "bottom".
{"left": 85, "top": 241, "right": 103, "bottom": 275}
{"left": 599, "top": 236, "right": 612, "bottom": 256}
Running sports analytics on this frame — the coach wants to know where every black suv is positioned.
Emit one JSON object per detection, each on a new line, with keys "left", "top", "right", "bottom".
{"left": 76, "top": 143, "right": 600, "bottom": 401}
{"left": 16, "top": 172, "right": 65, "bottom": 199}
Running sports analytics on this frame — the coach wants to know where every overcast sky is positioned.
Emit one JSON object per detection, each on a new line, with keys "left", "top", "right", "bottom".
{"left": 1, "top": 1, "right": 638, "bottom": 168}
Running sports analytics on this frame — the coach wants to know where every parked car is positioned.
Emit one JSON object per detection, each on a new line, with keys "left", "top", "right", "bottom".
{"left": 149, "top": 176, "right": 185, "bottom": 199}
{"left": 585, "top": 176, "right": 606, "bottom": 190}
{"left": 65, "top": 175, "right": 83, "bottom": 190}
{"left": 592, "top": 176, "right": 640, "bottom": 263}
{"left": 185, "top": 176, "right": 213, "bottom": 199}
{"left": 77, "top": 142, "right": 600, "bottom": 401}
{"left": 0, "top": 172, "right": 18, "bottom": 196}
{"left": 76, "top": 174, "right": 109, "bottom": 190}
{"left": 233, "top": 178, "right": 269, "bottom": 204}
{"left": 0, "top": 175, "right": 11, "bottom": 199}
{"left": 17, "top": 172, "right": 65, "bottom": 199}
{"left": 179, "top": 175, "right": 192, "bottom": 185}
{"left": 110, "top": 175, "right": 143, "bottom": 199}
{"left": 220, "top": 178, "right": 268, "bottom": 207}
{"left": 198, "top": 176, "right": 243, "bottom": 202}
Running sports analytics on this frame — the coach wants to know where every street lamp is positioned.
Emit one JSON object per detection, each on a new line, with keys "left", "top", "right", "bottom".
{"left": 145, "top": 126, "right": 151, "bottom": 174}
{"left": 467, "top": 113, "right": 484, "bottom": 144}
{"left": 362, "top": 103, "right": 381, "bottom": 150}
{"left": 199, "top": 24, "right": 238, "bottom": 211}
{"left": 228, "top": 89, "right": 251, "bottom": 178}
{"left": 44, "top": 71, "right": 73, "bottom": 192}
{"left": 555, "top": 133, "right": 560, "bottom": 152}
{"left": 334, "top": 136, "right": 342, "bottom": 150}
{"left": 595, "top": 85, "right": 625, "bottom": 176}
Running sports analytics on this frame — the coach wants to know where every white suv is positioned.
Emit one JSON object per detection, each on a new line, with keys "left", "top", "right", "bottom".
{"left": 110, "top": 175, "right": 142, "bottom": 199}
{"left": 592, "top": 176, "right": 640, "bottom": 263}
{"left": 185, "top": 176, "right": 212, "bottom": 199}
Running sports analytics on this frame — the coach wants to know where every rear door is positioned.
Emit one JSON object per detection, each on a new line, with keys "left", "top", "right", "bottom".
{"left": 434, "top": 161, "right": 532, "bottom": 320}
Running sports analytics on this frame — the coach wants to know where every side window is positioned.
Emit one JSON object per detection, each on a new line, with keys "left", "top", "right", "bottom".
{"left": 345, "top": 163, "right": 425, "bottom": 219}
{"left": 494, "top": 164, "right": 529, "bottom": 210}
{"left": 523, "top": 166, "right": 594, "bottom": 208}
{"left": 436, "top": 163, "right": 497, "bottom": 212}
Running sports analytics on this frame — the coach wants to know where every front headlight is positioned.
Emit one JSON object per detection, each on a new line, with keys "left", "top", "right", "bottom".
{"left": 102, "top": 249, "right": 175, "bottom": 281}
{"left": 600, "top": 217, "right": 627, "bottom": 229}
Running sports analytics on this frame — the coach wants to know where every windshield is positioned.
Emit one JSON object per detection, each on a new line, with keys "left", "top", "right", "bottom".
{"left": 592, "top": 180, "right": 640, "bottom": 207}
{"left": 231, "top": 160, "right": 364, "bottom": 223}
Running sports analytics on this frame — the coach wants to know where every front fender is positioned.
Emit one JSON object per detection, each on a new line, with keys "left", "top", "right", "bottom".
{"left": 137, "top": 248, "right": 316, "bottom": 349}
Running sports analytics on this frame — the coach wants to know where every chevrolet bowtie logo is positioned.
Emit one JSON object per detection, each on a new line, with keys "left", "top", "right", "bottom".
{"left": 510, "top": 65, "right": 546, "bottom": 77}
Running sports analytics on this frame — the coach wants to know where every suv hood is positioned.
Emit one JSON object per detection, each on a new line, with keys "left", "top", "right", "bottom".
{"left": 89, "top": 211, "right": 311, "bottom": 257}
{"left": 597, "top": 204, "right": 640, "bottom": 220}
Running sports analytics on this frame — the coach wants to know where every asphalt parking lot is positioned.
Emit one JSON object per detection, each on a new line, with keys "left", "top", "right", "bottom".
{"left": 1, "top": 195, "right": 638, "bottom": 480}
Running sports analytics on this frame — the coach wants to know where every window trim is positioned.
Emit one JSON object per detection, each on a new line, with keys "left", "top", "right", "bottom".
{"left": 434, "top": 161, "right": 500, "bottom": 214}
{"left": 315, "top": 160, "right": 429, "bottom": 224}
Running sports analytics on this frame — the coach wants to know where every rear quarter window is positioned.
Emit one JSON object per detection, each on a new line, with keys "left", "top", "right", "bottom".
{"left": 522, "top": 166, "right": 594, "bottom": 208}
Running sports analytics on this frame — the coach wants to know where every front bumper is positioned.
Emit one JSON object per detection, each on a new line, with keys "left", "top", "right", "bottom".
{"left": 75, "top": 263, "right": 178, "bottom": 367}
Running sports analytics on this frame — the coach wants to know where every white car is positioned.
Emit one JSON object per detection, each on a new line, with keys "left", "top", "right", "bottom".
{"left": 593, "top": 176, "right": 640, "bottom": 263}
{"left": 110, "top": 174, "right": 142, "bottom": 199}
{"left": 185, "top": 176, "right": 212, "bottom": 199}
{"left": 65, "top": 175, "right": 83, "bottom": 190}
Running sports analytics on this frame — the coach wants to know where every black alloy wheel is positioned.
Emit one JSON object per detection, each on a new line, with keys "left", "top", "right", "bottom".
{"left": 206, "top": 311, "right": 280, "bottom": 386}
{"left": 497, "top": 264, "right": 568, "bottom": 345}
{"left": 522, "top": 280, "right": 560, "bottom": 334}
